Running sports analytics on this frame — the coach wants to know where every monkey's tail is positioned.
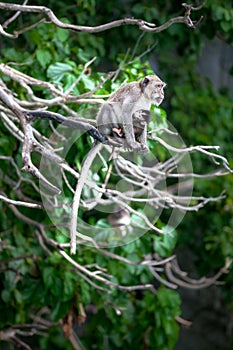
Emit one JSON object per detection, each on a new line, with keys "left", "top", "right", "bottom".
{"left": 23, "top": 110, "right": 108, "bottom": 143}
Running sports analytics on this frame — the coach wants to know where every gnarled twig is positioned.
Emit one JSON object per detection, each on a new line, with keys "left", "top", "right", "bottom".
{"left": 0, "top": 2, "right": 205, "bottom": 37}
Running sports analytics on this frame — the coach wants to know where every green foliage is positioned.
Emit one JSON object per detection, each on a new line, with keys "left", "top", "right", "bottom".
{"left": 203, "top": 1, "right": 233, "bottom": 42}
{"left": 47, "top": 62, "right": 73, "bottom": 83}
{"left": 153, "top": 228, "right": 178, "bottom": 257}
{"left": 83, "top": 286, "right": 180, "bottom": 349}
{"left": 153, "top": 287, "right": 181, "bottom": 349}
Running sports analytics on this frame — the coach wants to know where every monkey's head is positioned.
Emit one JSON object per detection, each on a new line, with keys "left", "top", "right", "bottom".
{"left": 139, "top": 75, "right": 166, "bottom": 106}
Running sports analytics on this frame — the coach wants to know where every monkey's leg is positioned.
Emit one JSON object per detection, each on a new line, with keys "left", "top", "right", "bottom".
{"left": 121, "top": 104, "right": 146, "bottom": 152}
{"left": 123, "top": 123, "right": 145, "bottom": 152}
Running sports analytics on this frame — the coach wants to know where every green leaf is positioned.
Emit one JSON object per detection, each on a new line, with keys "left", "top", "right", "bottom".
{"left": 14, "top": 289, "right": 23, "bottom": 303}
{"left": 220, "top": 20, "right": 232, "bottom": 32}
{"left": 36, "top": 49, "right": 52, "bottom": 68}
{"left": 42, "top": 266, "right": 55, "bottom": 289}
{"left": 96, "top": 219, "right": 111, "bottom": 228}
{"left": 153, "top": 228, "right": 177, "bottom": 257}
{"left": 56, "top": 27, "right": 70, "bottom": 43}
{"left": 0, "top": 137, "right": 13, "bottom": 155}
{"left": 157, "top": 287, "right": 181, "bottom": 314}
{"left": 81, "top": 74, "right": 96, "bottom": 90}
{"left": 122, "top": 241, "right": 136, "bottom": 254}
{"left": 47, "top": 62, "right": 73, "bottom": 83}
{"left": 131, "top": 212, "right": 147, "bottom": 228}
{"left": 162, "top": 227, "right": 177, "bottom": 252}
{"left": 50, "top": 300, "right": 71, "bottom": 322}
{"left": 77, "top": 47, "right": 93, "bottom": 62}
{"left": 62, "top": 271, "right": 75, "bottom": 301}
{"left": 63, "top": 73, "right": 79, "bottom": 93}
{"left": 1, "top": 289, "right": 11, "bottom": 303}
{"left": 80, "top": 281, "right": 91, "bottom": 305}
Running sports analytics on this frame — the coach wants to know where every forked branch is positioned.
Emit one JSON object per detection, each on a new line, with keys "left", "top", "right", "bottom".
{"left": 0, "top": 2, "right": 205, "bottom": 38}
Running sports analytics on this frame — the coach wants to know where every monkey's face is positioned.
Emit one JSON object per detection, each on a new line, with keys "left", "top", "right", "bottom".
{"left": 151, "top": 80, "right": 165, "bottom": 106}
{"left": 140, "top": 75, "right": 166, "bottom": 106}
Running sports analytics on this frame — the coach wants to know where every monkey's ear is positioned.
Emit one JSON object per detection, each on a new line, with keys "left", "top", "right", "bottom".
{"left": 139, "top": 77, "right": 150, "bottom": 92}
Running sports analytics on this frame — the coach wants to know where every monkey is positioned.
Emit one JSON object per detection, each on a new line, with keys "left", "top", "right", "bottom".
{"left": 23, "top": 75, "right": 165, "bottom": 153}
{"left": 96, "top": 75, "right": 166, "bottom": 153}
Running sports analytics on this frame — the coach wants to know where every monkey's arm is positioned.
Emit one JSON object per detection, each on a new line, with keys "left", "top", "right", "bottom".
{"left": 135, "top": 109, "right": 151, "bottom": 151}
{"left": 23, "top": 110, "right": 108, "bottom": 143}
{"left": 122, "top": 99, "right": 140, "bottom": 150}
{"left": 139, "top": 124, "right": 148, "bottom": 149}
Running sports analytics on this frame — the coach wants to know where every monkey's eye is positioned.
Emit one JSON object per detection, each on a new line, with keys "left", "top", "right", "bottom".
{"left": 157, "top": 84, "right": 166, "bottom": 89}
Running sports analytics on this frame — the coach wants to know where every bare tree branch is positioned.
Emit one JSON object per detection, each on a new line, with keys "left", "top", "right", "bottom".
{"left": 4, "top": 198, "right": 231, "bottom": 299}
{"left": 59, "top": 249, "right": 157, "bottom": 293}
{"left": 0, "top": 323, "right": 49, "bottom": 350}
{"left": 0, "top": 2, "right": 205, "bottom": 38}
{"left": 0, "top": 193, "right": 42, "bottom": 208}
{"left": 2, "top": 0, "right": 28, "bottom": 28}
{"left": 165, "top": 257, "right": 232, "bottom": 289}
